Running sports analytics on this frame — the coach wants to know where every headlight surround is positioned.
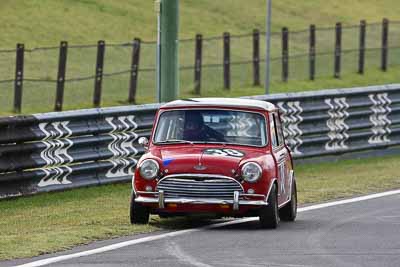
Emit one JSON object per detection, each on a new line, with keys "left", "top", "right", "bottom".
{"left": 139, "top": 159, "right": 159, "bottom": 180}
{"left": 241, "top": 162, "right": 262, "bottom": 183}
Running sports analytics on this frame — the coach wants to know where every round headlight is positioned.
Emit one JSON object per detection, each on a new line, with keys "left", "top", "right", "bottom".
{"left": 241, "top": 162, "right": 262, "bottom": 183}
{"left": 139, "top": 159, "right": 159, "bottom": 180}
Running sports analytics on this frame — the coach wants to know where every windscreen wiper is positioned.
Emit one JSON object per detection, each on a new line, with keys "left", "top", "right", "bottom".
{"left": 191, "top": 141, "right": 223, "bottom": 144}
{"left": 155, "top": 139, "right": 194, "bottom": 144}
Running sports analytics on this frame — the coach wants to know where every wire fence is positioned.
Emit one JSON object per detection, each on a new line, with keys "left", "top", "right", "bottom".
{"left": 1, "top": 18, "right": 400, "bottom": 114}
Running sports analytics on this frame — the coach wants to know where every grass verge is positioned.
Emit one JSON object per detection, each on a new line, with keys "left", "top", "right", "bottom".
{"left": 1, "top": 0, "right": 399, "bottom": 47}
{"left": 1, "top": 66, "right": 400, "bottom": 116}
{"left": 1, "top": 1, "right": 399, "bottom": 115}
{"left": 1, "top": 154, "right": 400, "bottom": 260}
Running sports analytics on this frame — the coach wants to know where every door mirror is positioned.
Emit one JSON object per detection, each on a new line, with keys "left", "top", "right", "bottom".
{"left": 138, "top": 137, "right": 149, "bottom": 147}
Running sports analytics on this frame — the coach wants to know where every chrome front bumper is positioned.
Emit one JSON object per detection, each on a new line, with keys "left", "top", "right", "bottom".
{"left": 135, "top": 190, "right": 268, "bottom": 211}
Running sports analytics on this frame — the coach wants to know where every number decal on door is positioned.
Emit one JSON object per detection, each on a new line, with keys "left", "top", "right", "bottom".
{"left": 279, "top": 163, "right": 286, "bottom": 195}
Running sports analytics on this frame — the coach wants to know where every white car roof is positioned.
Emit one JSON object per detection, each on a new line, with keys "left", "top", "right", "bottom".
{"left": 161, "top": 98, "right": 276, "bottom": 112}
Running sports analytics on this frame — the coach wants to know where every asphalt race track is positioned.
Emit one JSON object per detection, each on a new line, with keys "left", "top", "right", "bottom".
{"left": 3, "top": 191, "right": 400, "bottom": 267}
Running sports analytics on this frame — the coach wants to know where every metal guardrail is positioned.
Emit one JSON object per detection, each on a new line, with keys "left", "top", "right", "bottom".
{"left": 0, "top": 104, "right": 159, "bottom": 198}
{"left": 1, "top": 84, "right": 399, "bottom": 199}
{"left": 248, "top": 84, "right": 400, "bottom": 158}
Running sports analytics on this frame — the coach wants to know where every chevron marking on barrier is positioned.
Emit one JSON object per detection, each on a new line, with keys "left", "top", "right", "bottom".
{"left": 105, "top": 115, "right": 139, "bottom": 178}
{"left": 227, "top": 112, "right": 255, "bottom": 137}
{"left": 37, "top": 121, "right": 74, "bottom": 187}
{"left": 368, "top": 93, "right": 392, "bottom": 144}
{"left": 277, "top": 101, "right": 303, "bottom": 155}
{"left": 325, "top": 97, "right": 350, "bottom": 151}
{"left": 38, "top": 166, "right": 73, "bottom": 187}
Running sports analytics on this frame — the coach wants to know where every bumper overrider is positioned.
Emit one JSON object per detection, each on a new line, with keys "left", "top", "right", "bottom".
{"left": 134, "top": 173, "right": 269, "bottom": 211}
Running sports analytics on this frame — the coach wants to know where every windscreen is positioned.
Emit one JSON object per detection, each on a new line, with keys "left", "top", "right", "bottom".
{"left": 153, "top": 109, "right": 267, "bottom": 147}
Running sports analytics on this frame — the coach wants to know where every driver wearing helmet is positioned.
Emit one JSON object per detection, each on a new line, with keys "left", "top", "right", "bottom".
{"left": 183, "top": 112, "right": 225, "bottom": 142}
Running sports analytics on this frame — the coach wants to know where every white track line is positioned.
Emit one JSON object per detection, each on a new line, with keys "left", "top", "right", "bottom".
{"left": 14, "top": 189, "right": 400, "bottom": 267}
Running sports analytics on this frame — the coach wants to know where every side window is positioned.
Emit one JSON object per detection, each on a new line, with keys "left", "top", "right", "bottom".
{"left": 274, "top": 113, "right": 284, "bottom": 146}
{"left": 154, "top": 111, "right": 185, "bottom": 141}
{"left": 269, "top": 113, "right": 279, "bottom": 148}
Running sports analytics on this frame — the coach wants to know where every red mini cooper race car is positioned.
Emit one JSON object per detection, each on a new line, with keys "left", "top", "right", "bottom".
{"left": 130, "top": 98, "right": 297, "bottom": 228}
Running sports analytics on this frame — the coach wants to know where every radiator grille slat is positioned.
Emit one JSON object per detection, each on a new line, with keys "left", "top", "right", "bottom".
{"left": 157, "top": 175, "right": 244, "bottom": 199}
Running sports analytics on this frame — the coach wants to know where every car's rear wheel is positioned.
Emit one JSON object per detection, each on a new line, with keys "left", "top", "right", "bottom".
{"left": 259, "top": 184, "right": 279, "bottom": 229}
{"left": 130, "top": 192, "right": 150, "bottom": 224}
{"left": 279, "top": 179, "right": 297, "bottom": 222}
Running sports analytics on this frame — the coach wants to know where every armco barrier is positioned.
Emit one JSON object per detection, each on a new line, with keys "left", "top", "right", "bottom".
{"left": 1, "top": 85, "right": 399, "bottom": 199}
{"left": 0, "top": 104, "right": 159, "bottom": 199}
{"left": 247, "top": 84, "right": 400, "bottom": 158}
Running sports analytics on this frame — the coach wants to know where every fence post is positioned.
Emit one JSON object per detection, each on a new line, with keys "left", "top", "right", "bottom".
{"left": 309, "top": 24, "right": 316, "bottom": 80}
{"left": 223, "top": 32, "right": 230, "bottom": 90}
{"left": 358, "top": 20, "right": 366, "bottom": 74}
{"left": 381, "top": 18, "right": 389, "bottom": 71}
{"left": 93, "top": 40, "right": 105, "bottom": 107}
{"left": 253, "top": 29, "right": 260, "bottom": 86}
{"left": 129, "top": 38, "right": 141, "bottom": 104}
{"left": 13, "top": 43, "right": 24, "bottom": 113}
{"left": 54, "top": 41, "right": 68, "bottom": 112}
{"left": 334, "top": 22, "right": 342, "bottom": 78}
{"left": 194, "top": 34, "right": 202, "bottom": 94}
{"left": 282, "top": 27, "right": 289, "bottom": 82}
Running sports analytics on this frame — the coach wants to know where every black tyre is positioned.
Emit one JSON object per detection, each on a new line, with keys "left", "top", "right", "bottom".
{"left": 130, "top": 192, "right": 150, "bottom": 224}
{"left": 259, "top": 184, "right": 279, "bottom": 229}
{"left": 279, "top": 179, "right": 297, "bottom": 222}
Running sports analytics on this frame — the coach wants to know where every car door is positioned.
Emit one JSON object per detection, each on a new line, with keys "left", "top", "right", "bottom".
{"left": 269, "top": 112, "right": 290, "bottom": 206}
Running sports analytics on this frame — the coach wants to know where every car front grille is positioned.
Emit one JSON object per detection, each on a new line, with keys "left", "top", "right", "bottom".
{"left": 157, "top": 174, "right": 244, "bottom": 199}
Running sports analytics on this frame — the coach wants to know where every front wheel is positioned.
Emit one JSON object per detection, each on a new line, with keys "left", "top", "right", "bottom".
{"left": 130, "top": 192, "right": 150, "bottom": 224}
{"left": 279, "top": 179, "right": 297, "bottom": 222}
{"left": 259, "top": 184, "right": 279, "bottom": 229}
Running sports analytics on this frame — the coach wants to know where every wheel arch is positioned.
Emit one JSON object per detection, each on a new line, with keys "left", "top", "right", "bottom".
{"left": 266, "top": 178, "right": 278, "bottom": 202}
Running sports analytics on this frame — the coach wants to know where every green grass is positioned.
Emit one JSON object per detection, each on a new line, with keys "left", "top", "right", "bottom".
{"left": 1, "top": 154, "right": 399, "bottom": 260}
{"left": 297, "top": 155, "right": 400, "bottom": 203}
{"left": 0, "top": 0, "right": 400, "bottom": 115}
{"left": 1, "top": 65, "right": 399, "bottom": 116}
{"left": 1, "top": 0, "right": 399, "bottom": 47}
